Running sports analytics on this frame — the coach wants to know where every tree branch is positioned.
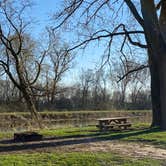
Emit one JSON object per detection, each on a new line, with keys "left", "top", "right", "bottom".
{"left": 117, "top": 64, "right": 149, "bottom": 83}
{"left": 30, "top": 51, "right": 46, "bottom": 85}
{"left": 121, "top": 24, "right": 147, "bottom": 48}
{"left": 53, "top": 0, "right": 84, "bottom": 30}
{"left": 124, "top": 0, "right": 144, "bottom": 27}
{"left": 0, "top": 60, "right": 21, "bottom": 90}
{"left": 67, "top": 28, "right": 145, "bottom": 52}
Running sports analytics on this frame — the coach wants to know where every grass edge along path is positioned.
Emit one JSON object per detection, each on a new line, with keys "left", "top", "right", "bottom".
{"left": 1, "top": 123, "right": 166, "bottom": 148}
{"left": 39, "top": 123, "right": 166, "bottom": 148}
{"left": 0, "top": 152, "right": 164, "bottom": 166}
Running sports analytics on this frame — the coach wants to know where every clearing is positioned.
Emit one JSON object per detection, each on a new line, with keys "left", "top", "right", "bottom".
{"left": 0, "top": 124, "right": 166, "bottom": 165}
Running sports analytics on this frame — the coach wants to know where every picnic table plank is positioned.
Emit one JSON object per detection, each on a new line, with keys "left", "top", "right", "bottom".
{"left": 97, "top": 117, "right": 130, "bottom": 121}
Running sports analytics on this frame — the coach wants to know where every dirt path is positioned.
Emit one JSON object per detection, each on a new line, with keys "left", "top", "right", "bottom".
{"left": 0, "top": 137, "right": 166, "bottom": 160}
{"left": 69, "top": 141, "right": 166, "bottom": 160}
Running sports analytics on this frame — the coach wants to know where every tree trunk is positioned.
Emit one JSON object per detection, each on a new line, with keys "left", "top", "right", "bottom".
{"left": 140, "top": 0, "right": 166, "bottom": 129}
{"left": 158, "top": 55, "right": 166, "bottom": 129}
{"left": 158, "top": 0, "right": 166, "bottom": 129}
{"left": 149, "top": 55, "right": 161, "bottom": 127}
{"left": 22, "top": 87, "right": 41, "bottom": 128}
{"left": 151, "top": 1, "right": 166, "bottom": 129}
{"left": 51, "top": 82, "right": 56, "bottom": 104}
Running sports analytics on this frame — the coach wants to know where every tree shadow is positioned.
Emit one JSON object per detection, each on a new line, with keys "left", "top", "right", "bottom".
{"left": 0, "top": 127, "right": 164, "bottom": 153}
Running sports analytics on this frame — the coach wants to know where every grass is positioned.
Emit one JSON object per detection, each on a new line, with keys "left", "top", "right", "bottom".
{"left": 1, "top": 123, "right": 166, "bottom": 165}
{"left": 121, "top": 127, "right": 166, "bottom": 147}
{"left": 0, "top": 131, "right": 13, "bottom": 139}
{"left": 39, "top": 126, "right": 95, "bottom": 137}
{"left": 0, "top": 152, "right": 164, "bottom": 166}
{"left": 38, "top": 123, "right": 166, "bottom": 149}
{"left": 1, "top": 123, "right": 166, "bottom": 148}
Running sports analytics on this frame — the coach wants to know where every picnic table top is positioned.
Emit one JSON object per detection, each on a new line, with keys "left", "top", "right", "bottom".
{"left": 97, "top": 117, "right": 130, "bottom": 121}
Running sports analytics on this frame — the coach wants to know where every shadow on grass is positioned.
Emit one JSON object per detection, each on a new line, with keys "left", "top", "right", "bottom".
{"left": 0, "top": 127, "right": 165, "bottom": 153}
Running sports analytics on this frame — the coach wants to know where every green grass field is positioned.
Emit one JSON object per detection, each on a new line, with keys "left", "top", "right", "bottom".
{"left": 0, "top": 152, "right": 163, "bottom": 166}
{"left": 38, "top": 123, "right": 166, "bottom": 148}
{"left": 0, "top": 123, "right": 166, "bottom": 165}
{"left": 1, "top": 123, "right": 166, "bottom": 148}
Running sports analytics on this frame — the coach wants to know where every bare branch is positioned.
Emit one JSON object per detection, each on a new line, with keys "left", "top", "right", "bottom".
{"left": 156, "top": 0, "right": 163, "bottom": 10}
{"left": 0, "top": 60, "right": 21, "bottom": 90}
{"left": 30, "top": 51, "right": 46, "bottom": 85}
{"left": 124, "top": 0, "right": 144, "bottom": 27}
{"left": 117, "top": 64, "right": 149, "bottom": 83}
{"left": 67, "top": 28, "right": 145, "bottom": 52}
{"left": 121, "top": 24, "right": 147, "bottom": 48}
{"left": 2, "top": 6, "right": 23, "bottom": 55}
{"left": 53, "top": 0, "right": 84, "bottom": 30}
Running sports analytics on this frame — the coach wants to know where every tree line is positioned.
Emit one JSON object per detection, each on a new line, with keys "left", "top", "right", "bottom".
{"left": 0, "top": 67, "right": 151, "bottom": 111}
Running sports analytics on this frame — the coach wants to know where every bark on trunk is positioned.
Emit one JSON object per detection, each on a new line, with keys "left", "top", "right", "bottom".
{"left": 140, "top": 0, "right": 166, "bottom": 129}
{"left": 153, "top": 0, "right": 166, "bottom": 129}
{"left": 22, "top": 87, "right": 41, "bottom": 128}
{"left": 158, "top": 55, "right": 166, "bottom": 129}
{"left": 148, "top": 48, "right": 166, "bottom": 129}
{"left": 149, "top": 55, "right": 161, "bottom": 126}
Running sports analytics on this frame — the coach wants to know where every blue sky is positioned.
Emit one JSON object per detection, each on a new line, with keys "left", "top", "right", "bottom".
{"left": 29, "top": 0, "right": 105, "bottom": 85}
{"left": 28, "top": 1, "right": 147, "bottom": 86}
{"left": 30, "top": 0, "right": 59, "bottom": 35}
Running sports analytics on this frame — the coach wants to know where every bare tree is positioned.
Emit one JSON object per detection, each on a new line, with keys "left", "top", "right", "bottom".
{"left": 0, "top": 1, "right": 45, "bottom": 123}
{"left": 115, "top": 57, "right": 133, "bottom": 107}
{"left": 128, "top": 63, "right": 150, "bottom": 106}
{"left": 113, "top": 54, "right": 149, "bottom": 108}
{"left": 46, "top": 31, "right": 75, "bottom": 104}
{"left": 79, "top": 69, "right": 94, "bottom": 109}
{"left": 53, "top": 0, "right": 166, "bottom": 129}
{"left": 91, "top": 69, "right": 110, "bottom": 109}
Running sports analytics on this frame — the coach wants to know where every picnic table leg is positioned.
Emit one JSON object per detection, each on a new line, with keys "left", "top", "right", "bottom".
{"left": 123, "top": 119, "right": 128, "bottom": 129}
{"left": 117, "top": 120, "right": 121, "bottom": 129}
{"left": 99, "top": 122, "right": 105, "bottom": 131}
{"left": 100, "top": 121, "right": 110, "bottom": 131}
{"left": 118, "top": 119, "right": 126, "bottom": 130}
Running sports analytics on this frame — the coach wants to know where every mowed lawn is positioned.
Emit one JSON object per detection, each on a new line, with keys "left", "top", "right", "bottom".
{"left": 0, "top": 152, "right": 163, "bottom": 166}
{"left": 1, "top": 123, "right": 166, "bottom": 148}
{"left": 0, "top": 123, "right": 166, "bottom": 165}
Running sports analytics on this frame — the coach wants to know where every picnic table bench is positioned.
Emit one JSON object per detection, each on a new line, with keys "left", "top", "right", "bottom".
{"left": 96, "top": 117, "right": 132, "bottom": 131}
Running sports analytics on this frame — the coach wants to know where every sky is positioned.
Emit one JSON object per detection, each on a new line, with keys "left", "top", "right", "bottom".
{"left": 27, "top": 0, "right": 147, "bottom": 86}
{"left": 29, "top": 0, "right": 105, "bottom": 85}
{"left": 30, "top": 0, "right": 59, "bottom": 36}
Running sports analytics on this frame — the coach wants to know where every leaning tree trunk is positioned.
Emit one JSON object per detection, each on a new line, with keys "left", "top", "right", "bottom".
{"left": 22, "top": 87, "right": 42, "bottom": 128}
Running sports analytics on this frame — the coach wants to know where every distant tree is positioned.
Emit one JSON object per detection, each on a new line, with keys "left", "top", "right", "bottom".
{"left": 128, "top": 89, "right": 151, "bottom": 110}
{"left": 110, "top": 56, "right": 135, "bottom": 108}
{"left": 128, "top": 65, "right": 150, "bottom": 108}
{"left": 91, "top": 69, "right": 110, "bottom": 110}
{"left": 79, "top": 69, "right": 94, "bottom": 109}
{"left": 46, "top": 30, "right": 75, "bottom": 104}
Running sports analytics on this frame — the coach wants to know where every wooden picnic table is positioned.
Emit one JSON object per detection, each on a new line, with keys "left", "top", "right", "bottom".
{"left": 96, "top": 117, "right": 131, "bottom": 131}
